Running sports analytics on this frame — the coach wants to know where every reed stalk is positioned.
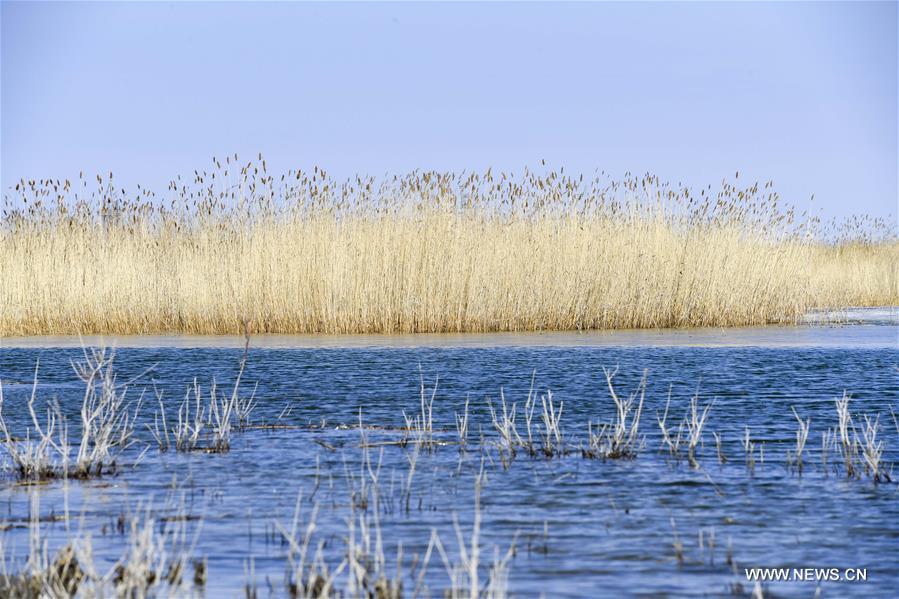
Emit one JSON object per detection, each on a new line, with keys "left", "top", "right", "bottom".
{"left": 3, "top": 161, "right": 895, "bottom": 335}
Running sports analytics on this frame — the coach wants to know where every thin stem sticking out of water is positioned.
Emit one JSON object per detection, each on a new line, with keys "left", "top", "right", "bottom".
{"left": 835, "top": 393, "right": 858, "bottom": 478}
{"left": 712, "top": 432, "right": 727, "bottom": 465}
{"left": 684, "top": 392, "right": 713, "bottom": 469}
{"left": 586, "top": 367, "right": 646, "bottom": 459}
{"left": 743, "top": 427, "right": 756, "bottom": 476}
{"left": 789, "top": 406, "right": 810, "bottom": 474}
{"left": 859, "top": 414, "right": 888, "bottom": 483}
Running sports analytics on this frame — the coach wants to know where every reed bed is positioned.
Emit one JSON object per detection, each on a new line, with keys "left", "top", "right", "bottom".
{"left": 2, "top": 158, "right": 896, "bottom": 335}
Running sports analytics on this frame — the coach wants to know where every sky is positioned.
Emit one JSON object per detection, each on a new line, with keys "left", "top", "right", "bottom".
{"left": 1, "top": 1, "right": 897, "bottom": 221}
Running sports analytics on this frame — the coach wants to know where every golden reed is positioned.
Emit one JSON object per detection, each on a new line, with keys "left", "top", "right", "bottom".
{"left": 2, "top": 156, "right": 896, "bottom": 335}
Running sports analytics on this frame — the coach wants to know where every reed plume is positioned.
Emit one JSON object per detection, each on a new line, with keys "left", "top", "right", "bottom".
{"left": 2, "top": 159, "right": 895, "bottom": 335}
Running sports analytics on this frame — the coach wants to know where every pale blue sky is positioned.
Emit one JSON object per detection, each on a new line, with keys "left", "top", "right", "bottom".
{"left": 2, "top": 1, "right": 896, "bottom": 220}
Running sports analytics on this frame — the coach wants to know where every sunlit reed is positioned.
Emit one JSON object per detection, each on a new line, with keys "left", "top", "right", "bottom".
{"left": 2, "top": 157, "right": 895, "bottom": 335}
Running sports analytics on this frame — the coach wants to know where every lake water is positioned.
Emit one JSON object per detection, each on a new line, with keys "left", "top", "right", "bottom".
{"left": 0, "top": 309, "right": 897, "bottom": 597}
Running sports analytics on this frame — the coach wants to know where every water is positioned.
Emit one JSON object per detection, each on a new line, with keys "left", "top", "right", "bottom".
{"left": 0, "top": 311, "right": 897, "bottom": 597}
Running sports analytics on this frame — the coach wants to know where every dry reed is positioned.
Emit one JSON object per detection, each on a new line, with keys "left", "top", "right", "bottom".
{"left": 0, "top": 494, "right": 202, "bottom": 598}
{"left": 149, "top": 327, "right": 254, "bottom": 453}
{"left": 585, "top": 367, "right": 646, "bottom": 459}
{"left": 788, "top": 407, "right": 810, "bottom": 473}
{"left": 0, "top": 348, "right": 140, "bottom": 481}
{"left": 2, "top": 159, "right": 896, "bottom": 335}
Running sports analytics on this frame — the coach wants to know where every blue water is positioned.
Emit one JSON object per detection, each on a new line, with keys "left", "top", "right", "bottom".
{"left": 0, "top": 320, "right": 897, "bottom": 597}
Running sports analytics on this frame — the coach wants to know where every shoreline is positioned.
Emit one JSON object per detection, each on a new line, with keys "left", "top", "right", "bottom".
{"left": 2, "top": 307, "right": 895, "bottom": 350}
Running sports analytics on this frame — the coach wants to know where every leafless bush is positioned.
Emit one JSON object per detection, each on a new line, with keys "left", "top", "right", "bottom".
{"left": 0, "top": 365, "right": 66, "bottom": 481}
{"left": 403, "top": 368, "right": 437, "bottom": 449}
{"left": 488, "top": 390, "right": 521, "bottom": 459}
{"left": 654, "top": 385, "right": 712, "bottom": 468}
{"left": 175, "top": 380, "right": 206, "bottom": 451}
{"left": 0, "top": 348, "right": 140, "bottom": 481}
{"left": 834, "top": 393, "right": 858, "bottom": 477}
{"left": 585, "top": 368, "right": 645, "bottom": 459}
{"left": 684, "top": 393, "right": 713, "bottom": 469}
{"left": 859, "top": 415, "right": 888, "bottom": 483}
{"left": 657, "top": 388, "right": 684, "bottom": 459}
{"left": 487, "top": 375, "right": 539, "bottom": 460}
{"left": 539, "top": 390, "right": 564, "bottom": 457}
{"left": 148, "top": 329, "right": 254, "bottom": 453}
{"left": 70, "top": 347, "right": 141, "bottom": 477}
{"left": 0, "top": 495, "right": 202, "bottom": 598}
